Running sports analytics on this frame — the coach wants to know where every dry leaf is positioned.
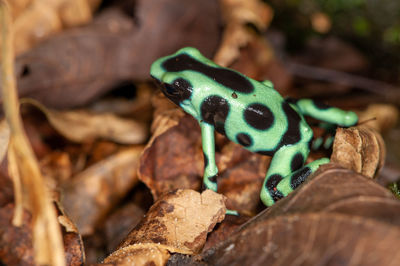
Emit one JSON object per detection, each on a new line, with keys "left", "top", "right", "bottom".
{"left": 104, "top": 203, "right": 147, "bottom": 252}
{"left": 138, "top": 113, "right": 202, "bottom": 200}
{"left": 102, "top": 189, "right": 226, "bottom": 265}
{"left": 331, "top": 127, "right": 385, "bottom": 178}
{"left": 214, "top": 0, "right": 273, "bottom": 66}
{"left": 11, "top": 0, "right": 220, "bottom": 108}
{"left": 0, "top": 203, "right": 85, "bottom": 266}
{"left": 199, "top": 165, "right": 400, "bottom": 265}
{"left": 261, "top": 164, "right": 396, "bottom": 219}
{"left": 62, "top": 146, "right": 144, "bottom": 235}
{"left": 23, "top": 99, "right": 148, "bottom": 144}
{"left": 11, "top": 0, "right": 101, "bottom": 55}
{"left": 217, "top": 141, "right": 269, "bottom": 215}
{"left": 13, "top": 1, "right": 62, "bottom": 55}
{"left": 357, "top": 104, "right": 399, "bottom": 133}
{"left": 6, "top": 0, "right": 31, "bottom": 19}
{"left": 202, "top": 213, "right": 400, "bottom": 266}
{"left": 1, "top": 2, "right": 65, "bottom": 265}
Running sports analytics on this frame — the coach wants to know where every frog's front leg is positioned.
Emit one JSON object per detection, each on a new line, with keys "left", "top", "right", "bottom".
{"left": 260, "top": 143, "right": 329, "bottom": 206}
{"left": 200, "top": 122, "right": 218, "bottom": 192}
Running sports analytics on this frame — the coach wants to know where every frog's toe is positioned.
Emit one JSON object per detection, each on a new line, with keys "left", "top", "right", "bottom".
{"left": 343, "top": 111, "right": 358, "bottom": 127}
{"left": 226, "top": 209, "right": 239, "bottom": 216}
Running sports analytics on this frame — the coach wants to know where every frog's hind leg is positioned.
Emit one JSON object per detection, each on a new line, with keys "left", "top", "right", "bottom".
{"left": 286, "top": 98, "right": 358, "bottom": 127}
{"left": 260, "top": 143, "right": 329, "bottom": 207}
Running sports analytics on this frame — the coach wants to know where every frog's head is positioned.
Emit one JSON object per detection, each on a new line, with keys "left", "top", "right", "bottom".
{"left": 151, "top": 75, "right": 193, "bottom": 107}
{"left": 150, "top": 47, "right": 204, "bottom": 114}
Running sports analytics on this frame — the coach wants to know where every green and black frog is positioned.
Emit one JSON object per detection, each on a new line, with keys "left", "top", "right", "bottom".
{"left": 150, "top": 47, "right": 358, "bottom": 213}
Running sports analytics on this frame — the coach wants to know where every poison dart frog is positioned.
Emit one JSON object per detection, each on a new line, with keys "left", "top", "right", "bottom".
{"left": 150, "top": 47, "right": 358, "bottom": 213}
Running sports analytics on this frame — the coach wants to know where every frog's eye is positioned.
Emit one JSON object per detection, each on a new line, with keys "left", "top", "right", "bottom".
{"left": 164, "top": 83, "right": 178, "bottom": 96}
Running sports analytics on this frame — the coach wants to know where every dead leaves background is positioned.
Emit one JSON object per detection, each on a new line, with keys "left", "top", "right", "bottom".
{"left": 0, "top": 0, "right": 400, "bottom": 265}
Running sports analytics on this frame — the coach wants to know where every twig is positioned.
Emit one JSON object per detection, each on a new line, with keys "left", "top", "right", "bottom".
{"left": 286, "top": 61, "right": 400, "bottom": 99}
{"left": 0, "top": 1, "right": 65, "bottom": 266}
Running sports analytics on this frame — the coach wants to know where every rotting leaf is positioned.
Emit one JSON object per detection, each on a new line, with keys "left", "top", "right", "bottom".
{"left": 23, "top": 98, "right": 148, "bottom": 144}
{"left": 331, "top": 127, "right": 385, "bottom": 178}
{"left": 62, "top": 146, "right": 144, "bottom": 235}
{"left": 102, "top": 189, "right": 226, "bottom": 265}
{"left": 214, "top": 0, "right": 273, "bottom": 66}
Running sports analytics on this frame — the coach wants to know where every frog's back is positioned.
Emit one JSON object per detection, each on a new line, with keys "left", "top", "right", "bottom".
{"left": 152, "top": 47, "right": 312, "bottom": 155}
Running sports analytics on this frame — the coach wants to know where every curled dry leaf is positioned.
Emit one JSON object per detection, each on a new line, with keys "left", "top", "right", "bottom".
{"left": 357, "top": 103, "right": 399, "bottom": 133}
{"left": 62, "top": 146, "right": 144, "bottom": 235}
{"left": 331, "top": 127, "right": 385, "bottom": 178}
{"left": 197, "top": 165, "right": 400, "bottom": 265}
{"left": 102, "top": 189, "right": 226, "bottom": 265}
{"left": 23, "top": 99, "right": 148, "bottom": 144}
{"left": 214, "top": 0, "right": 273, "bottom": 66}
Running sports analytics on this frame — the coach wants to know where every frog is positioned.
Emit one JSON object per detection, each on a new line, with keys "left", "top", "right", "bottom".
{"left": 150, "top": 47, "right": 358, "bottom": 212}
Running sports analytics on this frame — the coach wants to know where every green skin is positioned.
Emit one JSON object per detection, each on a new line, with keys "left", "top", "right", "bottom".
{"left": 150, "top": 47, "right": 358, "bottom": 212}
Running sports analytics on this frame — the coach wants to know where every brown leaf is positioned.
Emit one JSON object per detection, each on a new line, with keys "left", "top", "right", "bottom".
{"left": 199, "top": 165, "right": 400, "bottom": 265}
{"left": 217, "top": 142, "right": 269, "bottom": 214}
{"left": 10, "top": 0, "right": 220, "bottom": 108}
{"left": 214, "top": 0, "right": 273, "bottom": 66}
{"left": 138, "top": 113, "right": 203, "bottom": 200}
{"left": 13, "top": 1, "right": 62, "bottom": 55}
{"left": 102, "top": 189, "right": 226, "bottom": 265}
{"left": 0, "top": 204, "right": 34, "bottom": 265}
{"left": 260, "top": 164, "right": 397, "bottom": 219}
{"left": 0, "top": 203, "right": 85, "bottom": 266}
{"left": 104, "top": 203, "right": 147, "bottom": 253}
{"left": 331, "top": 127, "right": 385, "bottom": 178}
{"left": 357, "top": 104, "right": 399, "bottom": 133}
{"left": 24, "top": 99, "right": 148, "bottom": 144}
{"left": 11, "top": 0, "right": 100, "bottom": 55}
{"left": 202, "top": 213, "right": 400, "bottom": 266}
{"left": 62, "top": 146, "right": 144, "bottom": 235}
{"left": 102, "top": 244, "right": 171, "bottom": 266}
{"left": 40, "top": 151, "right": 72, "bottom": 189}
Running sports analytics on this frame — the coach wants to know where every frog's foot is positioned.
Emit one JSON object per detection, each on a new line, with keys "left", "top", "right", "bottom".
{"left": 203, "top": 174, "right": 218, "bottom": 192}
{"left": 261, "top": 158, "right": 329, "bottom": 206}
{"left": 225, "top": 209, "right": 239, "bottom": 216}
